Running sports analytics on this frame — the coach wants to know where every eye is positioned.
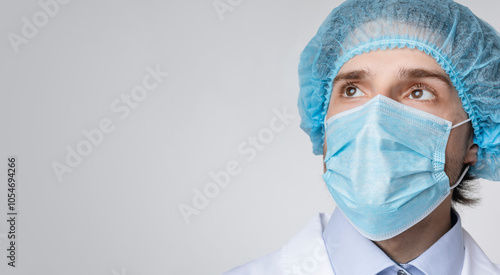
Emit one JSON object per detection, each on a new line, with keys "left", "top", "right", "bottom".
{"left": 343, "top": 87, "right": 364, "bottom": 98}
{"left": 408, "top": 88, "right": 434, "bottom": 100}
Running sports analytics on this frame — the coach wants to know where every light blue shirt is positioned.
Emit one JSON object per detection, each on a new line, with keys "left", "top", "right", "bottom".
{"left": 322, "top": 208, "right": 465, "bottom": 275}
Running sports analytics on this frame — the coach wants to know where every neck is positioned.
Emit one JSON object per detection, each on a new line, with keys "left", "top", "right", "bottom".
{"left": 373, "top": 196, "right": 453, "bottom": 263}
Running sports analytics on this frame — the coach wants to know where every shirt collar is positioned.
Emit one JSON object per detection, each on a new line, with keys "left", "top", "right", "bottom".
{"left": 322, "top": 208, "right": 395, "bottom": 274}
{"left": 322, "top": 208, "right": 465, "bottom": 275}
{"left": 409, "top": 208, "right": 464, "bottom": 275}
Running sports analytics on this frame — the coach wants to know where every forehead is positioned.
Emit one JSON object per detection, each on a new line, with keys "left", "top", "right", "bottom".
{"left": 338, "top": 48, "right": 445, "bottom": 74}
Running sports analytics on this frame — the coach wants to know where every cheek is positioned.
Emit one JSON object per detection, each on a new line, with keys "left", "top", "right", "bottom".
{"left": 440, "top": 92, "right": 469, "bottom": 123}
{"left": 326, "top": 99, "right": 340, "bottom": 120}
{"left": 326, "top": 97, "right": 357, "bottom": 120}
{"left": 445, "top": 126, "right": 469, "bottom": 162}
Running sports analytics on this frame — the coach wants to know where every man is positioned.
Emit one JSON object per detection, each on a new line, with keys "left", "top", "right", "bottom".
{"left": 224, "top": 0, "right": 500, "bottom": 274}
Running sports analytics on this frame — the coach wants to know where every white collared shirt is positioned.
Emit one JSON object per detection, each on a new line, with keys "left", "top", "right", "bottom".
{"left": 322, "top": 208, "right": 465, "bottom": 275}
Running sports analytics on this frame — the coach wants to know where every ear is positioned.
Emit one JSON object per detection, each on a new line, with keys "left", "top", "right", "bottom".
{"left": 464, "top": 143, "right": 479, "bottom": 166}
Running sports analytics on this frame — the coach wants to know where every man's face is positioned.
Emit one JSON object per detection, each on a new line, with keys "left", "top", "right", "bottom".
{"left": 323, "top": 48, "right": 477, "bottom": 184}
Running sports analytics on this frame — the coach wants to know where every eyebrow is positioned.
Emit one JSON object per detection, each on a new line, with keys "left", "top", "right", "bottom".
{"left": 333, "top": 67, "right": 453, "bottom": 87}
{"left": 398, "top": 68, "right": 453, "bottom": 87}
{"left": 333, "top": 69, "right": 373, "bottom": 83}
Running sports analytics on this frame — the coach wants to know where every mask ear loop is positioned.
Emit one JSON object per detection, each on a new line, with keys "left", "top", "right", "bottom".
{"left": 449, "top": 118, "right": 472, "bottom": 190}
{"left": 451, "top": 118, "right": 471, "bottom": 129}
{"left": 450, "top": 166, "right": 470, "bottom": 190}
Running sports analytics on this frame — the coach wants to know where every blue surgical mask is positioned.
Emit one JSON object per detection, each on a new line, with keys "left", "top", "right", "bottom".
{"left": 323, "top": 95, "right": 471, "bottom": 241}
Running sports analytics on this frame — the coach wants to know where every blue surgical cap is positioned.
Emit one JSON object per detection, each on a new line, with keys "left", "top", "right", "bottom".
{"left": 298, "top": 0, "right": 500, "bottom": 181}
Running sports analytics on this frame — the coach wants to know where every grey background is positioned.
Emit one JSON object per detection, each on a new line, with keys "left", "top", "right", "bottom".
{"left": 0, "top": 0, "right": 499, "bottom": 274}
